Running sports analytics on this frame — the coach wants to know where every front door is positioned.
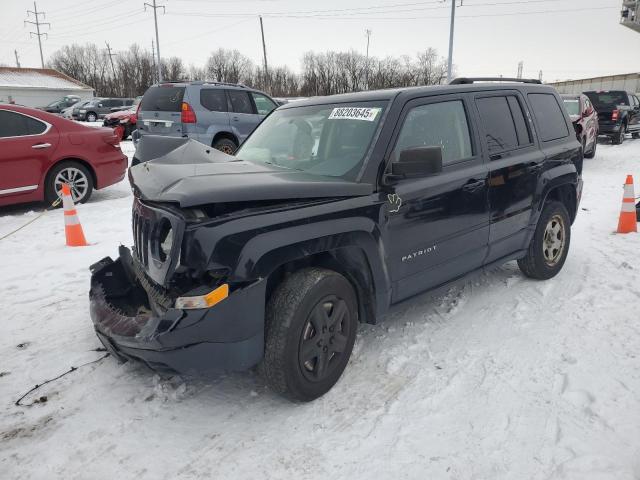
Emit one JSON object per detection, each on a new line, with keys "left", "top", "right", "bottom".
{"left": 384, "top": 94, "right": 490, "bottom": 302}
{"left": 0, "top": 109, "right": 58, "bottom": 200}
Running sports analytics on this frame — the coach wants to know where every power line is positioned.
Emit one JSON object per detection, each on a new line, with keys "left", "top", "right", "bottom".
{"left": 24, "top": 2, "right": 50, "bottom": 68}
{"left": 144, "top": 0, "right": 165, "bottom": 82}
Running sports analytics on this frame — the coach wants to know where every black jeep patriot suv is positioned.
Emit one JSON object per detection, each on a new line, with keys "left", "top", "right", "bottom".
{"left": 89, "top": 78, "right": 583, "bottom": 402}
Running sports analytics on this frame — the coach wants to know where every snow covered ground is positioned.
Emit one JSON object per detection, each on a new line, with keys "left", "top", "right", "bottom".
{"left": 1, "top": 139, "right": 640, "bottom": 480}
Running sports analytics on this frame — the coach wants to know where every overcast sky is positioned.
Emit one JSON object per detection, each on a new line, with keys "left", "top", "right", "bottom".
{"left": 1, "top": 0, "right": 638, "bottom": 83}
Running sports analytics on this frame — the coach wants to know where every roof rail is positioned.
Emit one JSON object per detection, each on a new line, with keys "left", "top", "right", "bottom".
{"left": 450, "top": 77, "right": 542, "bottom": 85}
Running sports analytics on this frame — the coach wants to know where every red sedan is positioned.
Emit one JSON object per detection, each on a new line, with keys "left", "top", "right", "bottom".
{"left": 0, "top": 104, "right": 127, "bottom": 207}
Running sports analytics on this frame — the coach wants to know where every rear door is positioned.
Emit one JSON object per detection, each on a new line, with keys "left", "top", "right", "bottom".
{"left": 629, "top": 94, "right": 640, "bottom": 132}
{"left": 474, "top": 91, "right": 541, "bottom": 263}
{"left": 227, "top": 89, "right": 259, "bottom": 142}
{"left": 384, "top": 94, "right": 490, "bottom": 302}
{"left": 197, "top": 88, "right": 230, "bottom": 143}
{"left": 138, "top": 86, "right": 185, "bottom": 137}
{"left": 0, "top": 109, "right": 59, "bottom": 199}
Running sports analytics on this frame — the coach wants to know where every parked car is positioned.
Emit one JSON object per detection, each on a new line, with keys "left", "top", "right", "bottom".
{"left": 90, "top": 77, "right": 583, "bottom": 401}
{"left": 102, "top": 97, "right": 141, "bottom": 140}
{"left": 584, "top": 90, "right": 640, "bottom": 144}
{"left": 136, "top": 81, "right": 278, "bottom": 154}
{"left": 62, "top": 100, "right": 92, "bottom": 119}
{"left": 72, "top": 97, "right": 135, "bottom": 122}
{"left": 0, "top": 105, "right": 127, "bottom": 207}
{"left": 561, "top": 94, "right": 598, "bottom": 158}
{"left": 40, "top": 95, "right": 82, "bottom": 114}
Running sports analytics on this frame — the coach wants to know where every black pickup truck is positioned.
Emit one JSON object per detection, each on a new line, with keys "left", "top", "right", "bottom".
{"left": 90, "top": 78, "right": 583, "bottom": 402}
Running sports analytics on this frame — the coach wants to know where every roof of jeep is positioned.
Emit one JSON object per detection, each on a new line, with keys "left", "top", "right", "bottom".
{"left": 279, "top": 81, "right": 557, "bottom": 109}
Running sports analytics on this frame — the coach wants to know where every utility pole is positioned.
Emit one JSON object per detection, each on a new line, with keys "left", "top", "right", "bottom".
{"left": 25, "top": 2, "right": 50, "bottom": 69}
{"left": 517, "top": 61, "right": 523, "bottom": 79}
{"left": 365, "top": 29, "right": 372, "bottom": 90}
{"left": 151, "top": 39, "right": 156, "bottom": 84}
{"left": 446, "top": 0, "right": 461, "bottom": 84}
{"left": 145, "top": 0, "right": 165, "bottom": 82}
{"left": 259, "top": 16, "right": 269, "bottom": 90}
{"left": 538, "top": 70, "right": 543, "bottom": 82}
{"left": 14, "top": 50, "right": 21, "bottom": 68}
{"left": 105, "top": 42, "right": 118, "bottom": 78}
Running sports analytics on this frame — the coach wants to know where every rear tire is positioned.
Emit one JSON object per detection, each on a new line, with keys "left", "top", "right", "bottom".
{"left": 261, "top": 268, "right": 358, "bottom": 402}
{"left": 613, "top": 124, "right": 626, "bottom": 145}
{"left": 45, "top": 161, "right": 93, "bottom": 205}
{"left": 86, "top": 112, "right": 98, "bottom": 122}
{"left": 212, "top": 138, "right": 237, "bottom": 155}
{"left": 518, "top": 201, "right": 571, "bottom": 280}
{"left": 632, "top": 132, "right": 640, "bottom": 139}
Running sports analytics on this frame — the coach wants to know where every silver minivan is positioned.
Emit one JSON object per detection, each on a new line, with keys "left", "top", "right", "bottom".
{"left": 137, "top": 82, "right": 278, "bottom": 154}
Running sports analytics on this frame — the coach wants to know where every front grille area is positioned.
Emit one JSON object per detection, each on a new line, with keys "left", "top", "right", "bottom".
{"left": 132, "top": 206, "right": 151, "bottom": 267}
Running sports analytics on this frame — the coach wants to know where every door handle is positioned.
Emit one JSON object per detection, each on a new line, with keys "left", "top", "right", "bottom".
{"left": 32, "top": 143, "right": 51, "bottom": 149}
{"left": 232, "top": 116, "right": 239, "bottom": 122}
{"left": 462, "top": 179, "right": 486, "bottom": 193}
{"left": 489, "top": 153, "right": 503, "bottom": 161}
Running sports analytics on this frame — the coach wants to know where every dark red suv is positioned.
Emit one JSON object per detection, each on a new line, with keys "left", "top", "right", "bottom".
{"left": 561, "top": 94, "right": 598, "bottom": 158}
{"left": 0, "top": 104, "right": 127, "bottom": 207}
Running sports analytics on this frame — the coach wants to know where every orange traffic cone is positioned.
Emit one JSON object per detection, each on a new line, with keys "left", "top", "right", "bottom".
{"left": 617, "top": 175, "right": 637, "bottom": 234}
{"left": 61, "top": 183, "right": 88, "bottom": 246}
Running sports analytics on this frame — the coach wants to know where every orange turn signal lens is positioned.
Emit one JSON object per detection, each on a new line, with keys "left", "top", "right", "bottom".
{"left": 174, "top": 284, "right": 229, "bottom": 310}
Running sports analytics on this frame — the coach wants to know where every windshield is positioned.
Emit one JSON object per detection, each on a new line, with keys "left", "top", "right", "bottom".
{"left": 236, "top": 101, "right": 387, "bottom": 180}
{"left": 585, "top": 91, "right": 628, "bottom": 109}
{"left": 563, "top": 99, "right": 580, "bottom": 116}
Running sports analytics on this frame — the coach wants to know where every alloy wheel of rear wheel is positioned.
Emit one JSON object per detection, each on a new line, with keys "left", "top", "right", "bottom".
{"left": 618, "top": 127, "right": 626, "bottom": 144}
{"left": 86, "top": 112, "right": 97, "bottom": 122}
{"left": 542, "top": 214, "right": 566, "bottom": 267}
{"left": 55, "top": 167, "right": 90, "bottom": 203}
{"left": 299, "top": 296, "right": 351, "bottom": 382}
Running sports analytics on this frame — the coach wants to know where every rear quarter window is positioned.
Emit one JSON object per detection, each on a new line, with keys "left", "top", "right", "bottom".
{"left": 200, "top": 89, "right": 228, "bottom": 112}
{"left": 528, "top": 93, "right": 569, "bottom": 142}
{"left": 141, "top": 86, "right": 185, "bottom": 112}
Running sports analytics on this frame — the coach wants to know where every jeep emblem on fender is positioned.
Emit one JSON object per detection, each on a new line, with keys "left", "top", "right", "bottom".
{"left": 387, "top": 193, "right": 402, "bottom": 213}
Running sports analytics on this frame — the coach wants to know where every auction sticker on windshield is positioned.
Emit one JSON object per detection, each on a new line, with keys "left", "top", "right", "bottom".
{"left": 328, "top": 107, "right": 381, "bottom": 122}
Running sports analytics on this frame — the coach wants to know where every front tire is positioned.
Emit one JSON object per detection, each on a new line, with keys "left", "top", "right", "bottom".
{"left": 518, "top": 201, "right": 571, "bottom": 280}
{"left": 86, "top": 112, "right": 98, "bottom": 122}
{"left": 584, "top": 136, "right": 597, "bottom": 159}
{"left": 45, "top": 161, "right": 93, "bottom": 205}
{"left": 261, "top": 268, "right": 358, "bottom": 402}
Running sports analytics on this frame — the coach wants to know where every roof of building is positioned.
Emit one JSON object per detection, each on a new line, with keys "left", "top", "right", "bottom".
{"left": 0, "top": 67, "right": 92, "bottom": 90}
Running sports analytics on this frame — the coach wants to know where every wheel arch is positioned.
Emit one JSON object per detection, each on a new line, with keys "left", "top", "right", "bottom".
{"left": 211, "top": 131, "right": 239, "bottom": 147}
{"left": 43, "top": 157, "right": 97, "bottom": 190}
{"left": 542, "top": 182, "right": 577, "bottom": 224}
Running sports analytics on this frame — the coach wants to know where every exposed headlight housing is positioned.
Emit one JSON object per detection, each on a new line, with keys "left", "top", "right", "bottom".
{"left": 79, "top": 109, "right": 86, "bottom": 113}
{"left": 158, "top": 222, "right": 173, "bottom": 262}
{"left": 175, "top": 284, "right": 229, "bottom": 310}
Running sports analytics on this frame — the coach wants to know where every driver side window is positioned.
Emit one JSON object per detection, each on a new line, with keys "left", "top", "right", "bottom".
{"left": 393, "top": 100, "right": 473, "bottom": 166}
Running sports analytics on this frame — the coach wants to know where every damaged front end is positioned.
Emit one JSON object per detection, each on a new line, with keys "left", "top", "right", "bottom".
{"left": 89, "top": 244, "right": 266, "bottom": 375}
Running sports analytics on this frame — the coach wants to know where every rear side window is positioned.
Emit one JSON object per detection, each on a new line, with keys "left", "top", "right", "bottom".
{"left": 141, "top": 86, "right": 185, "bottom": 112}
{"left": 476, "top": 96, "right": 519, "bottom": 154}
{"left": 394, "top": 100, "right": 473, "bottom": 166}
{"left": 528, "top": 93, "right": 569, "bottom": 142}
{"left": 0, "top": 110, "right": 47, "bottom": 137}
{"left": 228, "top": 90, "right": 254, "bottom": 114}
{"left": 200, "top": 89, "right": 228, "bottom": 112}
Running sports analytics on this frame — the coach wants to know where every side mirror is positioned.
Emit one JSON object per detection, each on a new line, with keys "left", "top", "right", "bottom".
{"left": 390, "top": 146, "right": 443, "bottom": 179}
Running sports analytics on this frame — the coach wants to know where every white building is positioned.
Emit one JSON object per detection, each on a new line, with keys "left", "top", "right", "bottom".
{"left": 549, "top": 73, "right": 640, "bottom": 95}
{"left": 0, "top": 67, "right": 94, "bottom": 108}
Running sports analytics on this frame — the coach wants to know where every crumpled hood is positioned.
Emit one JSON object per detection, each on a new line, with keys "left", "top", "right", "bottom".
{"left": 129, "top": 139, "right": 373, "bottom": 207}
